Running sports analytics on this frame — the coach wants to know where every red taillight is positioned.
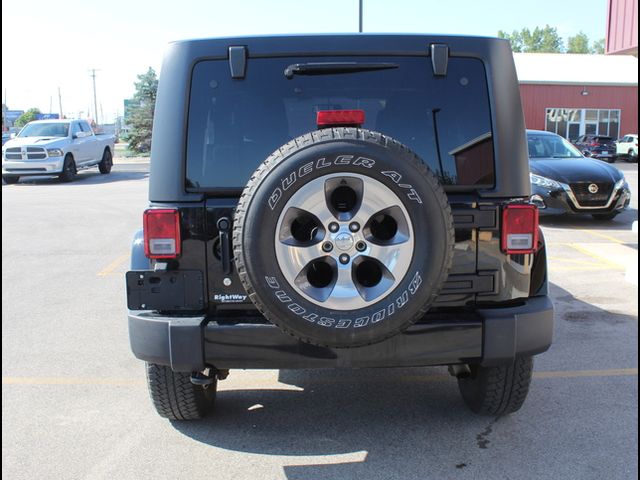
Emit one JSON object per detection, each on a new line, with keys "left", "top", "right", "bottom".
{"left": 317, "top": 109, "right": 365, "bottom": 128}
{"left": 143, "top": 209, "right": 181, "bottom": 258}
{"left": 501, "top": 205, "right": 539, "bottom": 255}
{"left": 590, "top": 142, "right": 601, "bottom": 147}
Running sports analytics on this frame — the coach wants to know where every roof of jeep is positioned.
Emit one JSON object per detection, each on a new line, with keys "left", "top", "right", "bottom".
{"left": 165, "top": 33, "right": 509, "bottom": 58}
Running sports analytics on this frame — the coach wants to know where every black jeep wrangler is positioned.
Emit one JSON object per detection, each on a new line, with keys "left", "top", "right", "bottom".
{"left": 126, "top": 34, "right": 553, "bottom": 420}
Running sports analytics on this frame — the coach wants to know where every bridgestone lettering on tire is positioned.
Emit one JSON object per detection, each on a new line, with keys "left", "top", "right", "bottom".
{"left": 233, "top": 128, "right": 455, "bottom": 348}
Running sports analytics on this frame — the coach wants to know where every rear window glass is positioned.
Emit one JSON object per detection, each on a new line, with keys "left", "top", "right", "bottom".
{"left": 186, "top": 56, "right": 494, "bottom": 190}
{"left": 595, "top": 136, "right": 613, "bottom": 142}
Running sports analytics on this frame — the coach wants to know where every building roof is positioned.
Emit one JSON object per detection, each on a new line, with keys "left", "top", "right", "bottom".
{"left": 513, "top": 53, "right": 638, "bottom": 86}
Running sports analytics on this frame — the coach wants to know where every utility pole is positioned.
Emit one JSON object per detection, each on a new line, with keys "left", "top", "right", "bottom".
{"left": 89, "top": 69, "right": 99, "bottom": 125}
{"left": 58, "top": 87, "right": 64, "bottom": 119}
{"left": 49, "top": 96, "right": 52, "bottom": 115}
{"left": 358, "top": 0, "right": 363, "bottom": 33}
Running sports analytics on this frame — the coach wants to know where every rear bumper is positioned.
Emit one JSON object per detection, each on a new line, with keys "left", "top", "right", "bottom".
{"left": 128, "top": 296, "right": 554, "bottom": 371}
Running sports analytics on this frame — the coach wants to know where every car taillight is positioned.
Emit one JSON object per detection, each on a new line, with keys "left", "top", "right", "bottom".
{"left": 501, "top": 204, "right": 539, "bottom": 254}
{"left": 590, "top": 142, "right": 600, "bottom": 147}
{"left": 317, "top": 109, "right": 365, "bottom": 128}
{"left": 143, "top": 209, "right": 181, "bottom": 258}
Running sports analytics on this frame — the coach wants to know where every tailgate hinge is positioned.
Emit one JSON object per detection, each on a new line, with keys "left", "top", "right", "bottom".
{"left": 430, "top": 44, "right": 449, "bottom": 76}
{"left": 228, "top": 46, "right": 247, "bottom": 79}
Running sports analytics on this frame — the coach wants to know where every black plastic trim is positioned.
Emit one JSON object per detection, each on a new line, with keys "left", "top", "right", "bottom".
{"left": 441, "top": 272, "right": 497, "bottom": 295}
{"left": 128, "top": 295, "right": 553, "bottom": 371}
{"left": 479, "top": 295, "right": 554, "bottom": 366}
{"left": 430, "top": 43, "right": 449, "bottom": 76}
{"left": 452, "top": 207, "right": 497, "bottom": 229}
{"left": 228, "top": 46, "right": 247, "bottom": 79}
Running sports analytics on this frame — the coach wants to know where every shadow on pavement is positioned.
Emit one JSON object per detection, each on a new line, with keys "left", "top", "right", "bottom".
{"left": 172, "top": 366, "right": 503, "bottom": 478}
{"left": 3, "top": 170, "right": 149, "bottom": 186}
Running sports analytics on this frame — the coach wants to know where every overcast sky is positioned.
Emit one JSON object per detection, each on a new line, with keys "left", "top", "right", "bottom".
{"left": 2, "top": 0, "right": 608, "bottom": 124}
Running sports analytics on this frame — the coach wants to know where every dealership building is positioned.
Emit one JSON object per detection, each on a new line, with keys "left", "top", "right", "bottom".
{"left": 514, "top": 53, "right": 638, "bottom": 141}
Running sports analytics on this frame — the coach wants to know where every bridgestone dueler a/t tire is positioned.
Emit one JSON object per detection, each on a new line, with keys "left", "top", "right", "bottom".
{"left": 458, "top": 356, "right": 534, "bottom": 415}
{"left": 145, "top": 363, "right": 216, "bottom": 420}
{"left": 233, "top": 128, "right": 455, "bottom": 348}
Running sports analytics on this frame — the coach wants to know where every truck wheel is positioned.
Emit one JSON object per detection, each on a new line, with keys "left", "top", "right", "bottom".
{"left": 628, "top": 149, "right": 638, "bottom": 163}
{"left": 2, "top": 175, "right": 20, "bottom": 184}
{"left": 234, "top": 128, "right": 454, "bottom": 348}
{"left": 145, "top": 363, "right": 216, "bottom": 420}
{"left": 98, "top": 149, "right": 113, "bottom": 174}
{"left": 457, "top": 356, "right": 534, "bottom": 415}
{"left": 59, "top": 155, "right": 77, "bottom": 183}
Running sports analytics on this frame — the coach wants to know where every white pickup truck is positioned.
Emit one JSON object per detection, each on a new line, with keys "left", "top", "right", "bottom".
{"left": 2, "top": 119, "right": 116, "bottom": 183}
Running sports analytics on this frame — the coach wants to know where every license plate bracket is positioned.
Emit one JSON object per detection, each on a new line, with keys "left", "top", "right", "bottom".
{"left": 126, "top": 270, "right": 205, "bottom": 311}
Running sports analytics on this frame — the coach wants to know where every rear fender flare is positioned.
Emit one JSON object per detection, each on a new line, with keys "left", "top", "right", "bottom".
{"left": 529, "top": 227, "right": 548, "bottom": 297}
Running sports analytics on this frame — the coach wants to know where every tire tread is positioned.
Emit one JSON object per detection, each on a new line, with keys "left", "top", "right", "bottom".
{"left": 145, "top": 363, "right": 215, "bottom": 420}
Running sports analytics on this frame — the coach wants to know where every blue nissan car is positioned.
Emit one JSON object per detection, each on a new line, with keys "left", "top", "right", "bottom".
{"left": 527, "top": 130, "right": 631, "bottom": 221}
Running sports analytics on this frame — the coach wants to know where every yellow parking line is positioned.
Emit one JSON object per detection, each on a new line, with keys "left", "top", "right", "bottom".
{"left": 2, "top": 368, "right": 637, "bottom": 387}
{"left": 547, "top": 256, "right": 608, "bottom": 266}
{"left": 567, "top": 243, "right": 626, "bottom": 269}
{"left": 549, "top": 266, "right": 617, "bottom": 272}
{"left": 533, "top": 368, "right": 637, "bottom": 379}
{"left": 2, "top": 377, "right": 143, "bottom": 386}
{"left": 97, "top": 253, "right": 129, "bottom": 276}
{"left": 584, "top": 229, "right": 632, "bottom": 245}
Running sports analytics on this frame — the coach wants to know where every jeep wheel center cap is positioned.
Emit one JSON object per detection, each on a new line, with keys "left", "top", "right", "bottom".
{"left": 335, "top": 232, "right": 355, "bottom": 251}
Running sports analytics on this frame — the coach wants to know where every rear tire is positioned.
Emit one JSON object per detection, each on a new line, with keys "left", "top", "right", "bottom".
{"left": 98, "top": 149, "right": 113, "bottom": 174}
{"left": 458, "top": 356, "right": 534, "bottom": 415}
{"left": 2, "top": 175, "right": 20, "bottom": 184}
{"left": 145, "top": 363, "right": 216, "bottom": 420}
{"left": 592, "top": 212, "right": 619, "bottom": 221}
{"left": 59, "top": 155, "right": 77, "bottom": 182}
{"left": 628, "top": 149, "right": 638, "bottom": 163}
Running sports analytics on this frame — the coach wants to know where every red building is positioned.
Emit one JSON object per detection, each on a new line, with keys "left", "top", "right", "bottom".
{"left": 514, "top": 53, "right": 638, "bottom": 140}
{"left": 606, "top": 0, "right": 638, "bottom": 56}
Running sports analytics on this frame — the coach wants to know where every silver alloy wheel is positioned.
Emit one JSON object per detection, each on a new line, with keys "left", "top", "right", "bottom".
{"left": 274, "top": 173, "right": 414, "bottom": 310}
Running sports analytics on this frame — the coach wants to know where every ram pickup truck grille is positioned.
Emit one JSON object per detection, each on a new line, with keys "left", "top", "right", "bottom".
{"left": 4, "top": 147, "right": 47, "bottom": 160}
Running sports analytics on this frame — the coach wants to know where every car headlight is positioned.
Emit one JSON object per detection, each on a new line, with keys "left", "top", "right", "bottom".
{"left": 47, "top": 148, "right": 64, "bottom": 157}
{"left": 530, "top": 173, "right": 561, "bottom": 189}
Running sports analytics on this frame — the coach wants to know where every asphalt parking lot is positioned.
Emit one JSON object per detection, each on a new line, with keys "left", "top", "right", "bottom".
{"left": 2, "top": 159, "right": 638, "bottom": 480}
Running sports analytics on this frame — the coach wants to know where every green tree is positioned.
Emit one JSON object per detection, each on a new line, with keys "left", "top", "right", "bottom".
{"left": 15, "top": 108, "right": 41, "bottom": 128}
{"left": 126, "top": 67, "right": 158, "bottom": 153}
{"left": 591, "top": 38, "right": 605, "bottom": 54}
{"left": 499, "top": 25, "right": 563, "bottom": 53}
{"left": 567, "top": 32, "right": 590, "bottom": 53}
{"left": 498, "top": 30, "right": 523, "bottom": 52}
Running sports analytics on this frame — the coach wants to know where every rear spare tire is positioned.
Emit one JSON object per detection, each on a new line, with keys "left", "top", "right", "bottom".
{"left": 233, "top": 128, "right": 454, "bottom": 348}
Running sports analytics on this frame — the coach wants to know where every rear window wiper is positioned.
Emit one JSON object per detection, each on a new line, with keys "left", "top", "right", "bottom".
{"left": 284, "top": 62, "right": 399, "bottom": 79}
